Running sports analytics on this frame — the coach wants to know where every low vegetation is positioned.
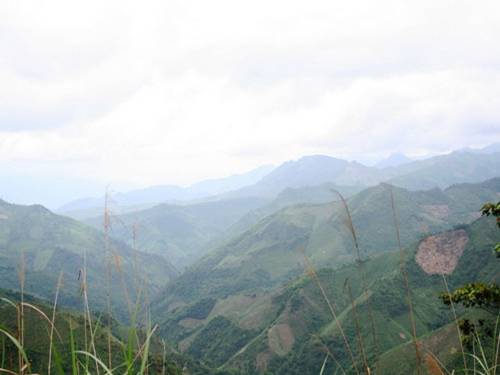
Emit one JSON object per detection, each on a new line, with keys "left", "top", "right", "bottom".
{"left": 0, "top": 181, "right": 499, "bottom": 374}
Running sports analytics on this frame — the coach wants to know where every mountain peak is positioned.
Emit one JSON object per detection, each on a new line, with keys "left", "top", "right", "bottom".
{"left": 376, "top": 153, "right": 412, "bottom": 168}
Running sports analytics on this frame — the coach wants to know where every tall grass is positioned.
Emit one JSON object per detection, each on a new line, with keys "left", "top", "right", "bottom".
{"left": 302, "top": 250, "right": 363, "bottom": 375}
{"left": 1, "top": 188, "right": 498, "bottom": 375}
{"left": 305, "top": 185, "right": 498, "bottom": 375}
{"left": 344, "top": 279, "right": 370, "bottom": 374}
{"left": 0, "top": 192, "right": 169, "bottom": 375}
{"left": 441, "top": 274, "right": 469, "bottom": 373}
{"left": 0, "top": 259, "right": 164, "bottom": 375}
{"left": 104, "top": 189, "right": 113, "bottom": 370}
{"left": 423, "top": 326, "right": 500, "bottom": 375}
{"left": 388, "top": 185, "right": 423, "bottom": 375}
{"left": 333, "top": 190, "right": 379, "bottom": 360}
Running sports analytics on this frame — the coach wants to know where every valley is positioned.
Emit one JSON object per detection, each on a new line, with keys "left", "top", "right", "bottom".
{"left": 1, "top": 149, "right": 499, "bottom": 374}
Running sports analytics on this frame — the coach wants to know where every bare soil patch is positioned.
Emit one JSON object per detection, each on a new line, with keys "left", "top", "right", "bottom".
{"left": 256, "top": 351, "right": 271, "bottom": 372}
{"left": 415, "top": 229, "right": 468, "bottom": 275}
{"left": 268, "top": 323, "right": 295, "bottom": 356}
{"left": 422, "top": 204, "right": 450, "bottom": 220}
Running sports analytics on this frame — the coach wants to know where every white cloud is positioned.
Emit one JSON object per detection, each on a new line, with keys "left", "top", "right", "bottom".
{"left": 1, "top": 0, "right": 500, "bottom": 188}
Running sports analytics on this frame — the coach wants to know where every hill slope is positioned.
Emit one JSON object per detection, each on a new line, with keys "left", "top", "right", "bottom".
{"left": 154, "top": 215, "right": 499, "bottom": 374}
{"left": 154, "top": 179, "right": 499, "bottom": 309}
{"left": 85, "top": 197, "right": 269, "bottom": 269}
{"left": 223, "top": 151, "right": 500, "bottom": 200}
{"left": 387, "top": 151, "right": 500, "bottom": 190}
{"left": 227, "top": 183, "right": 362, "bottom": 237}
{"left": 0, "top": 200, "right": 177, "bottom": 318}
{"left": 150, "top": 179, "right": 500, "bottom": 373}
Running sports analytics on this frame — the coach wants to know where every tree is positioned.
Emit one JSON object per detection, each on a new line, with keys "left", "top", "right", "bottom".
{"left": 480, "top": 201, "right": 500, "bottom": 257}
{"left": 439, "top": 201, "right": 500, "bottom": 346}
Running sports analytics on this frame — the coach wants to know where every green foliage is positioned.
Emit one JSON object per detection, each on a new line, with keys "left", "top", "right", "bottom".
{"left": 162, "top": 207, "right": 499, "bottom": 374}
{"left": 481, "top": 200, "right": 500, "bottom": 256}
{"left": 187, "top": 316, "right": 258, "bottom": 367}
{"left": 434, "top": 200, "right": 500, "bottom": 371}
{"left": 481, "top": 201, "right": 500, "bottom": 226}
{"left": 157, "top": 179, "right": 500, "bottom": 313}
{"left": 0, "top": 200, "right": 175, "bottom": 320}
{"left": 440, "top": 282, "right": 500, "bottom": 310}
{"left": 0, "top": 289, "right": 196, "bottom": 374}
{"left": 88, "top": 197, "right": 269, "bottom": 269}
{"left": 177, "top": 298, "right": 217, "bottom": 321}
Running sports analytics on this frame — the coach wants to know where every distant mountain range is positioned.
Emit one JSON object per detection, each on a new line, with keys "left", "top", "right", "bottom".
{"left": 236, "top": 149, "right": 500, "bottom": 196}
{"left": 58, "top": 164, "right": 275, "bottom": 215}
{"left": 460, "top": 141, "right": 500, "bottom": 154}
{"left": 375, "top": 152, "right": 413, "bottom": 168}
{"left": 79, "top": 150, "right": 500, "bottom": 270}
{"left": 58, "top": 144, "right": 500, "bottom": 219}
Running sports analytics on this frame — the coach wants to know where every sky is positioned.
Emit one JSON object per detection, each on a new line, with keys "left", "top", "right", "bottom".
{"left": 1, "top": 0, "right": 500, "bottom": 207}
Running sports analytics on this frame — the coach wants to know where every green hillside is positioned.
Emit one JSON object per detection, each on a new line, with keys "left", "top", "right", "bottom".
{"left": 153, "top": 180, "right": 499, "bottom": 311}
{"left": 153, "top": 179, "right": 500, "bottom": 374}
{"left": 86, "top": 197, "right": 269, "bottom": 269}
{"left": 153, "top": 215, "right": 499, "bottom": 374}
{"left": 388, "top": 151, "right": 500, "bottom": 190}
{"left": 228, "top": 183, "right": 362, "bottom": 237}
{"left": 222, "top": 152, "right": 500, "bottom": 200}
{"left": 0, "top": 200, "right": 178, "bottom": 319}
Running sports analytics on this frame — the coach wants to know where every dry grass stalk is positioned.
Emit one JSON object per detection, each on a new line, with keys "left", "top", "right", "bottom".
{"left": 332, "top": 190, "right": 379, "bottom": 357}
{"left": 301, "top": 251, "right": 361, "bottom": 375}
{"left": 314, "top": 334, "right": 349, "bottom": 375}
{"left": 441, "top": 274, "right": 468, "bottom": 373}
{"left": 424, "top": 353, "right": 445, "bottom": 375}
{"left": 132, "top": 221, "right": 140, "bottom": 295}
{"left": 494, "top": 314, "right": 500, "bottom": 375}
{"left": 345, "top": 279, "right": 370, "bottom": 375}
{"left": 17, "top": 252, "right": 26, "bottom": 375}
{"left": 82, "top": 251, "right": 100, "bottom": 374}
{"left": 48, "top": 271, "right": 64, "bottom": 375}
{"left": 113, "top": 249, "right": 134, "bottom": 319}
{"left": 103, "top": 188, "right": 113, "bottom": 370}
{"left": 161, "top": 339, "right": 167, "bottom": 375}
{"left": 388, "top": 186, "right": 423, "bottom": 375}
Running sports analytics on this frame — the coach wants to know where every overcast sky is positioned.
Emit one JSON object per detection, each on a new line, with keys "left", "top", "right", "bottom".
{"left": 1, "top": 0, "right": 500, "bottom": 206}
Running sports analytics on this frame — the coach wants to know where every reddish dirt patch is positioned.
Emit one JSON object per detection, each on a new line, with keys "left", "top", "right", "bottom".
{"left": 256, "top": 351, "right": 271, "bottom": 372}
{"left": 415, "top": 229, "right": 469, "bottom": 275}
{"left": 422, "top": 204, "right": 450, "bottom": 220}
{"left": 268, "top": 323, "right": 295, "bottom": 356}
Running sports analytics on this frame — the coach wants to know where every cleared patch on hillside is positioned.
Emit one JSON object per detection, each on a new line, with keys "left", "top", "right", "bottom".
{"left": 422, "top": 204, "right": 450, "bottom": 220}
{"left": 256, "top": 351, "right": 271, "bottom": 372}
{"left": 179, "top": 318, "right": 204, "bottom": 329}
{"left": 376, "top": 322, "right": 461, "bottom": 375}
{"left": 415, "top": 229, "right": 468, "bottom": 275}
{"left": 0, "top": 214, "right": 8, "bottom": 220}
{"left": 178, "top": 334, "right": 197, "bottom": 353}
{"left": 268, "top": 323, "right": 295, "bottom": 356}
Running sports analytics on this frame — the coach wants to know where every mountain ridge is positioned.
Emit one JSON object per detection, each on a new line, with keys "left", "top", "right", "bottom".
{"left": 0, "top": 199, "right": 178, "bottom": 318}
